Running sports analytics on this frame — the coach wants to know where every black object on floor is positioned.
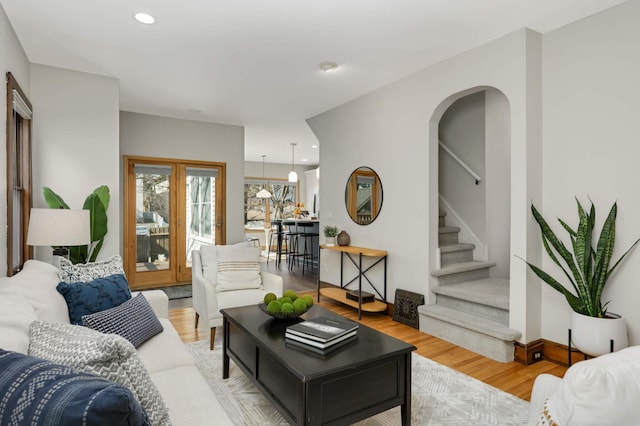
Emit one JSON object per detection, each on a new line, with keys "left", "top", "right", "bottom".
{"left": 392, "top": 289, "right": 425, "bottom": 329}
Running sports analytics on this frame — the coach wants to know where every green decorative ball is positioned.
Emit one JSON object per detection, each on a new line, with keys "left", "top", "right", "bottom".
{"left": 283, "top": 290, "right": 298, "bottom": 301}
{"left": 263, "top": 292, "right": 277, "bottom": 304}
{"left": 267, "top": 300, "right": 282, "bottom": 314}
{"left": 301, "top": 295, "right": 314, "bottom": 308}
{"left": 279, "top": 296, "right": 293, "bottom": 305}
{"left": 293, "top": 298, "right": 307, "bottom": 313}
{"left": 281, "top": 302, "right": 294, "bottom": 314}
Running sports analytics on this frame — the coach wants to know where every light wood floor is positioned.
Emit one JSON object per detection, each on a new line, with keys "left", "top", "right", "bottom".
{"left": 169, "top": 294, "right": 566, "bottom": 402}
{"left": 171, "top": 256, "right": 566, "bottom": 401}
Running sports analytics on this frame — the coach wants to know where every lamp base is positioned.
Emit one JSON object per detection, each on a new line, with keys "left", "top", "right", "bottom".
{"left": 52, "top": 247, "right": 69, "bottom": 257}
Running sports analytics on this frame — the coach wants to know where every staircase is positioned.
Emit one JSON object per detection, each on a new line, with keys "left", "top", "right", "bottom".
{"left": 418, "top": 210, "right": 521, "bottom": 362}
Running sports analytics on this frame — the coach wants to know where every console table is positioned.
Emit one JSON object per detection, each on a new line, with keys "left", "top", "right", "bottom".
{"left": 317, "top": 244, "right": 388, "bottom": 319}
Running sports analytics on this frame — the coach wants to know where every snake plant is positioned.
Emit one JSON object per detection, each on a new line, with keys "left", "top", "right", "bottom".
{"left": 524, "top": 199, "right": 639, "bottom": 318}
{"left": 42, "top": 185, "right": 110, "bottom": 264}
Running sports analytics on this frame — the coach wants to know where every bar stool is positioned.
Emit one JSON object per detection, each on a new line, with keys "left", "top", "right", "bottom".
{"left": 295, "top": 221, "right": 319, "bottom": 275}
{"left": 246, "top": 237, "right": 260, "bottom": 247}
{"left": 281, "top": 220, "right": 302, "bottom": 269}
{"left": 267, "top": 221, "right": 288, "bottom": 267}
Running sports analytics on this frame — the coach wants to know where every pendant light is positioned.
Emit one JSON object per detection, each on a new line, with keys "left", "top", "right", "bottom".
{"left": 256, "top": 155, "right": 272, "bottom": 198}
{"left": 288, "top": 143, "right": 298, "bottom": 183}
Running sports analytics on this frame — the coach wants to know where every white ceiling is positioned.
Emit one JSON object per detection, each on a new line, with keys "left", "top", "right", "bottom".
{"left": 0, "top": 0, "right": 627, "bottom": 166}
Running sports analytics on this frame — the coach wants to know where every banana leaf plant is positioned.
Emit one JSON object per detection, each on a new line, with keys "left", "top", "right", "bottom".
{"left": 42, "top": 185, "right": 110, "bottom": 264}
{"left": 524, "top": 199, "right": 639, "bottom": 318}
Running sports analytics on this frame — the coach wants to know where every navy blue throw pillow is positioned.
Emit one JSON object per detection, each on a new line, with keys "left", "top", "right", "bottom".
{"left": 0, "top": 349, "right": 149, "bottom": 426}
{"left": 57, "top": 273, "right": 132, "bottom": 325}
{"left": 82, "top": 294, "right": 164, "bottom": 348}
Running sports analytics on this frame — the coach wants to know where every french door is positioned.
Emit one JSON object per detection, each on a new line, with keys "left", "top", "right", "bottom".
{"left": 124, "top": 156, "right": 226, "bottom": 290}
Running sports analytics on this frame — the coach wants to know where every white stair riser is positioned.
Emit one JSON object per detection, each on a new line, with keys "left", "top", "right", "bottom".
{"left": 436, "top": 294, "right": 509, "bottom": 325}
{"left": 419, "top": 315, "right": 515, "bottom": 362}
{"left": 436, "top": 267, "right": 490, "bottom": 285}
{"left": 440, "top": 248, "right": 474, "bottom": 267}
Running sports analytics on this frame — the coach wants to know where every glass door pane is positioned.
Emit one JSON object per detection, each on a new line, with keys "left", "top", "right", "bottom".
{"left": 135, "top": 164, "right": 171, "bottom": 272}
{"left": 184, "top": 167, "right": 218, "bottom": 268}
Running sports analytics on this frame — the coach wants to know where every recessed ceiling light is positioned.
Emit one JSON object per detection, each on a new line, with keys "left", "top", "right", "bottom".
{"left": 301, "top": 158, "right": 309, "bottom": 162}
{"left": 311, "top": 145, "right": 318, "bottom": 149}
{"left": 319, "top": 61, "right": 338, "bottom": 72}
{"left": 134, "top": 13, "right": 155, "bottom": 25}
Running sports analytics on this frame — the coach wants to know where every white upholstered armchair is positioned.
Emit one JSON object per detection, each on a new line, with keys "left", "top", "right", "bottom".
{"left": 191, "top": 244, "right": 283, "bottom": 350}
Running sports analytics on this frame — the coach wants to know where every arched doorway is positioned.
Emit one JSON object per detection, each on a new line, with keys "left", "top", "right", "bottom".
{"left": 421, "top": 87, "right": 518, "bottom": 362}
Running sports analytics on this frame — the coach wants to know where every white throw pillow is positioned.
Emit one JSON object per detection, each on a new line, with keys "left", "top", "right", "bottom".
{"left": 215, "top": 244, "right": 261, "bottom": 292}
{"left": 541, "top": 345, "right": 640, "bottom": 425}
{"left": 28, "top": 320, "right": 171, "bottom": 426}
{"left": 199, "top": 244, "right": 219, "bottom": 280}
{"left": 2, "top": 260, "right": 70, "bottom": 324}
{"left": 59, "top": 254, "right": 125, "bottom": 283}
{"left": 0, "top": 288, "right": 37, "bottom": 353}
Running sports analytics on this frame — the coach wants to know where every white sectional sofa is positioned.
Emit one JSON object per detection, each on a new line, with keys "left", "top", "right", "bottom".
{"left": 0, "top": 259, "right": 233, "bottom": 425}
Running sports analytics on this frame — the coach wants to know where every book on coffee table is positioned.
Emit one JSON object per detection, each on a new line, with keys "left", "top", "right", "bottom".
{"left": 285, "top": 329, "right": 358, "bottom": 349}
{"left": 286, "top": 334, "right": 358, "bottom": 356}
{"left": 286, "top": 316, "right": 359, "bottom": 343}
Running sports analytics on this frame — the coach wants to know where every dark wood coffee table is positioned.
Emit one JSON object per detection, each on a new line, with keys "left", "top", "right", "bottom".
{"left": 221, "top": 305, "right": 416, "bottom": 425}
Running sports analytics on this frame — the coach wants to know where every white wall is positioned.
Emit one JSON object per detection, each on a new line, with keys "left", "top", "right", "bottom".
{"left": 485, "top": 89, "right": 511, "bottom": 279}
{"left": 0, "top": 4, "right": 30, "bottom": 275}
{"left": 120, "top": 111, "right": 245, "bottom": 244}
{"left": 308, "top": 29, "right": 543, "bottom": 342}
{"left": 30, "top": 64, "right": 120, "bottom": 263}
{"left": 541, "top": 0, "right": 640, "bottom": 346}
{"left": 439, "top": 91, "right": 486, "bottom": 241}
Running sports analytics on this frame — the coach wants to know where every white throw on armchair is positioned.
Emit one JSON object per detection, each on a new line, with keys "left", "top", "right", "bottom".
{"left": 526, "top": 345, "right": 640, "bottom": 425}
{"left": 192, "top": 243, "right": 283, "bottom": 350}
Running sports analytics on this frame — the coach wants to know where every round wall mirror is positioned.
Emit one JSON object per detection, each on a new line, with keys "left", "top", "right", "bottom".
{"left": 345, "top": 166, "right": 383, "bottom": 225}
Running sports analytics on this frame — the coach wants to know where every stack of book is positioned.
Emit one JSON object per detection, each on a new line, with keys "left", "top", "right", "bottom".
{"left": 285, "top": 316, "right": 359, "bottom": 352}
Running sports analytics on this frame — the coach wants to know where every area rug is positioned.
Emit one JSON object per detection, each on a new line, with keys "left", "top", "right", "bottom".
{"left": 161, "top": 284, "right": 192, "bottom": 300}
{"left": 185, "top": 339, "right": 529, "bottom": 425}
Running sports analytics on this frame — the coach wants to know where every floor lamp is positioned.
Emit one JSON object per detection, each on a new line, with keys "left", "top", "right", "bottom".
{"left": 27, "top": 208, "right": 91, "bottom": 266}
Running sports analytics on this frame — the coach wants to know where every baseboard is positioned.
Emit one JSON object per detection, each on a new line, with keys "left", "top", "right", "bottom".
{"left": 514, "top": 339, "right": 544, "bottom": 365}
{"left": 542, "top": 339, "right": 589, "bottom": 367}
{"left": 515, "top": 338, "right": 587, "bottom": 367}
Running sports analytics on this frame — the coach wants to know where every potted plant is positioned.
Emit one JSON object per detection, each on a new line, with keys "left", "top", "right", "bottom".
{"left": 43, "top": 185, "right": 110, "bottom": 264}
{"left": 323, "top": 225, "right": 338, "bottom": 246}
{"left": 523, "top": 199, "right": 639, "bottom": 356}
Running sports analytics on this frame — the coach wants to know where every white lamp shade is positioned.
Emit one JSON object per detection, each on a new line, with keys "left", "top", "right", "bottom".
{"left": 27, "top": 208, "right": 91, "bottom": 247}
{"left": 288, "top": 170, "right": 298, "bottom": 182}
{"left": 256, "top": 188, "right": 272, "bottom": 198}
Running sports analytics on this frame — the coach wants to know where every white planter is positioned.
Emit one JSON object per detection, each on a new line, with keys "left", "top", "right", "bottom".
{"left": 571, "top": 311, "right": 629, "bottom": 356}
{"left": 325, "top": 237, "right": 335, "bottom": 246}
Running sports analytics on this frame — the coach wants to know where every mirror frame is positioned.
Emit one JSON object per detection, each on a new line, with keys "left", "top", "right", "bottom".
{"left": 345, "top": 166, "right": 383, "bottom": 225}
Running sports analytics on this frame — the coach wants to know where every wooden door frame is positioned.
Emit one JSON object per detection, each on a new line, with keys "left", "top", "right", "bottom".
{"left": 123, "top": 155, "right": 226, "bottom": 289}
{"left": 176, "top": 162, "right": 226, "bottom": 282}
{"left": 6, "top": 72, "right": 33, "bottom": 275}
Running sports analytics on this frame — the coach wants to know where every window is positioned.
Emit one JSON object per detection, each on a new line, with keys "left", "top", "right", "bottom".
{"left": 244, "top": 179, "right": 297, "bottom": 227}
{"left": 6, "top": 72, "right": 32, "bottom": 276}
